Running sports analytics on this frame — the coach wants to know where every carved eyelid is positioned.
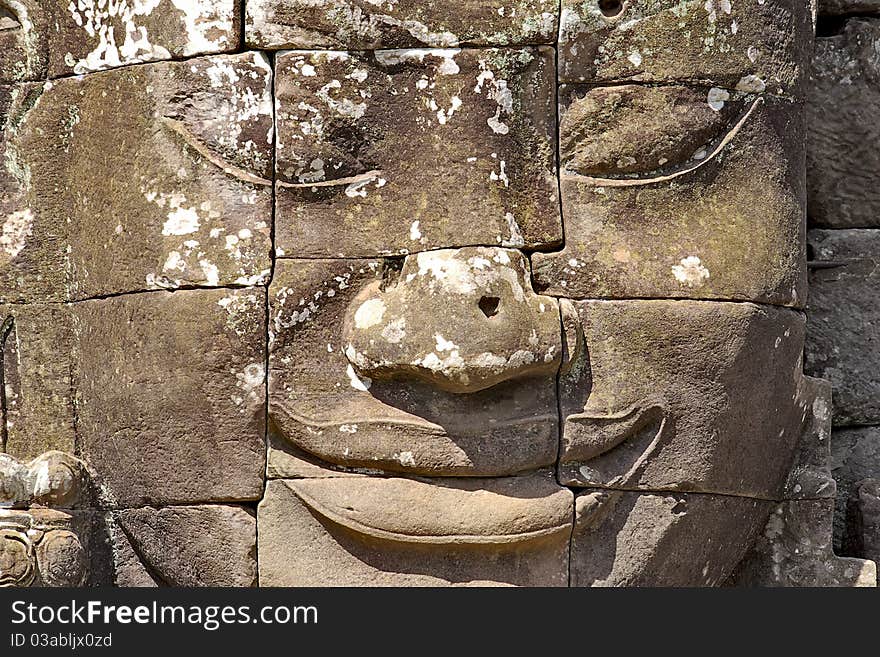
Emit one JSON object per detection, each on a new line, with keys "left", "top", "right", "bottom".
{"left": 565, "top": 97, "right": 764, "bottom": 187}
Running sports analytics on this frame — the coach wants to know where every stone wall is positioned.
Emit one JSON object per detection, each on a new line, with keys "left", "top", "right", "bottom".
{"left": 807, "top": 3, "right": 880, "bottom": 567}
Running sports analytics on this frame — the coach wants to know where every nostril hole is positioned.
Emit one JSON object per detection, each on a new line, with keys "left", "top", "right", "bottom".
{"left": 598, "top": 0, "right": 624, "bottom": 18}
{"left": 478, "top": 296, "right": 501, "bottom": 318}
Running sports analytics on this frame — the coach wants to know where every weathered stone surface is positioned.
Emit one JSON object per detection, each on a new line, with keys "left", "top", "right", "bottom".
{"left": 113, "top": 505, "right": 257, "bottom": 587}
{"left": 107, "top": 514, "right": 158, "bottom": 587}
{"left": 246, "top": 0, "right": 559, "bottom": 49}
{"left": 75, "top": 288, "right": 266, "bottom": 506}
{"left": 558, "top": 0, "right": 812, "bottom": 93}
{"left": 533, "top": 87, "right": 805, "bottom": 306}
{"left": 784, "top": 377, "right": 837, "bottom": 500}
{"left": 729, "top": 499, "right": 876, "bottom": 586}
{"left": 0, "top": 451, "right": 89, "bottom": 509}
{"left": 0, "top": 508, "right": 95, "bottom": 587}
{"left": 269, "top": 253, "right": 560, "bottom": 477}
{"left": 258, "top": 472, "right": 572, "bottom": 586}
{"left": 0, "top": 1, "right": 50, "bottom": 83}
{"left": 805, "top": 230, "right": 880, "bottom": 425}
{"left": 274, "top": 48, "right": 561, "bottom": 257}
{"left": 846, "top": 479, "right": 880, "bottom": 564}
{"left": 4, "top": 0, "right": 240, "bottom": 81}
{"left": 558, "top": 299, "right": 812, "bottom": 498}
{"left": 819, "top": 0, "right": 880, "bottom": 16}
{"left": 0, "top": 452, "right": 110, "bottom": 588}
{"left": 1, "top": 52, "right": 272, "bottom": 303}
{"left": 0, "top": 304, "right": 77, "bottom": 459}
{"left": 571, "top": 490, "right": 773, "bottom": 586}
{"left": 809, "top": 19, "right": 880, "bottom": 228}
{"left": 829, "top": 426, "right": 880, "bottom": 553}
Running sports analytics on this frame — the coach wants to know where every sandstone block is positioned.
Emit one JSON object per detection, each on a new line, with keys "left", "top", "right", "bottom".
{"left": 0, "top": 304, "right": 77, "bottom": 459}
{"left": 274, "top": 48, "right": 561, "bottom": 257}
{"left": 558, "top": 299, "right": 813, "bottom": 499}
{"left": 0, "top": 0, "right": 240, "bottom": 82}
{"left": 808, "top": 19, "right": 880, "bottom": 228}
{"left": 558, "top": 0, "right": 812, "bottom": 93}
{"left": 268, "top": 253, "right": 560, "bottom": 478}
{"left": 805, "top": 229, "right": 880, "bottom": 425}
{"left": 1, "top": 53, "right": 273, "bottom": 303}
{"left": 571, "top": 489, "right": 773, "bottom": 586}
{"left": 113, "top": 505, "right": 257, "bottom": 587}
{"left": 74, "top": 288, "right": 266, "bottom": 506}
{"left": 532, "top": 86, "right": 806, "bottom": 306}
{"left": 246, "top": 0, "right": 559, "bottom": 49}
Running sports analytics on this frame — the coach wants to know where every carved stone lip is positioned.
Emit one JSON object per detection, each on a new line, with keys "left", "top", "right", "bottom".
{"left": 559, "top": 402, "right": 668, "bottom": 488}
{"left": 285, "top": 474, "right": 572, "bottom": 546}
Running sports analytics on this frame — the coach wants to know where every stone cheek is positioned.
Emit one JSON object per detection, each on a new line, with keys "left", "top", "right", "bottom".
{"left": 246, "top": 0, "right": 559, "bottom": 50}
{"left": 1, "top": 53, "right": 273, "bottom": 303}
{"left": 533, "top": 86, "right": 806, "bottom": 306}
{"left": 557, "top": 300, "right": 812, "bottom": 499}
{"left": 273, "top": 47, "right": 561, "bottom": 257}
{"left": 73, "top": 288, "right": 267, "bottom": 507}
{"left": 558, "top": 0, "right": 813, "bottom": 94}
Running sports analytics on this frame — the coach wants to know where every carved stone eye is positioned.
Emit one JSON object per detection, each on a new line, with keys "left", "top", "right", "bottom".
{"left": 0, "top": 528, "right": 35, "bottom": 587}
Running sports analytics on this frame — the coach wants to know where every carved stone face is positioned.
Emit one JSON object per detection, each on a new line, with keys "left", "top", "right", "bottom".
{"left": 257, "top": 0, "right": 820, "bottom": 587}
{"left": 2, "top": 0, "right": 851, "bottom": 586}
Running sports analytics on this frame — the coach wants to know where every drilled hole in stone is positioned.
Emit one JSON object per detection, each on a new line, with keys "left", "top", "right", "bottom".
{"left": 598, "top": 0, "right": 624, "bottom": 18}
{"left": 478, "top": 296, "right": 501, "bottom": 318}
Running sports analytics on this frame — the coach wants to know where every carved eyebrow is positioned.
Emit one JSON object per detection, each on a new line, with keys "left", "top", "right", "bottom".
{"left": 562, "top": 96, "right": 765, "bottom": 188}
{"left": 276, "top": 169, "right": 385, "bottom": 189}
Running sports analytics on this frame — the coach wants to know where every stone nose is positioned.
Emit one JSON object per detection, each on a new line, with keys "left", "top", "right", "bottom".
{"left": 342, "top": 247, "right": 561, "bottom": 393}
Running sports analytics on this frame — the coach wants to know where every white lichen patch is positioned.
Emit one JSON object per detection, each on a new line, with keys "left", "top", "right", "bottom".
{"left": 707, "top": 87, "right": 729, "bottom": 111}
{"left": 234, "top": 362, "right": 265, "bottom": 406}
{"left": 162, "top": 206, "right": 201, "bottom": 236}
{"left": 381, "top": 317, "right": 406, "bottom": 343}
{"left": 500, "top": 212, "right": 525, "bottom": 248}
{"left": 354, "top": 298, "right": 386, "bottom": 329}
{"left": 475, "top": 59, "right": 514, "bottom": 135}
{"left": 671, "top": 256, "right": 711, "bottom": 287}
{"left": 346, "top": 363, "right": 372, "bottom": 391}
{"left": 66, "top": 0, "right": 235, "bottom": 74}
{"left": 735, "top": 74, "right": 766, "bottom": 93}
{"left": 1, "top": 209, "right": 34, "bottom": 259}
{"left": 217, "top": 292, "right": 261, "bottom": 337}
